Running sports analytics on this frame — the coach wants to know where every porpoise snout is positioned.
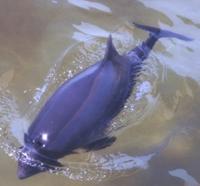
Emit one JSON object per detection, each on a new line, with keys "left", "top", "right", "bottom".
{"left": 17, "top": 158, "right": 44, "bottom": 179}
{"left": 17, "top": 146, "right": 44, "bottom": 179}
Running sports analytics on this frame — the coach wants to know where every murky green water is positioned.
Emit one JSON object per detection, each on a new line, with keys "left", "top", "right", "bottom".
{"left": 0, "top": 0, "right": 200, "bottom": 185}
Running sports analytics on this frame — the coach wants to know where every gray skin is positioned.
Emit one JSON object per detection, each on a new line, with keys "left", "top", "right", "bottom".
{"left": 17, "top": 23, "right": 192, "bottom": 179}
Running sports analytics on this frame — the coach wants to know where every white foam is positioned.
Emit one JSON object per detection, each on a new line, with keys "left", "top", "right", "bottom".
{"left": 72, "top": 31, "right": 94, "bottom": 42}
{"left": 135, "top": 81, "right": 152, "bottom": 101}
{"left": 51, "top": 0, "right": 58, "bottom": 4}
{"left": 138, "top": 0, "right": 200, "bottom": 84}
{"left": 33, "top": 45, "right": 73, "bottom": 104}
{"left": 72, "top": 22, "right": 125, "bottom": 43}
{"left": 68, "top": 0, "right": 111, "bottom": 13}
{"left": 10, "top": 118, "right": 29, "bottom": 145}
{"left": 169, "top": 169, "right": 200, "bottom": 186}
{"left": 73, "top": 22, "right": 110, "bottom": 38}
{"left": 0, "top": 87, "right": 29, "bottom": 145}
{"left": 90, "top": 152, "right": 155, "bottom": 171}
{"left": 139, "top": 0, "right": 200, "bottom": 25}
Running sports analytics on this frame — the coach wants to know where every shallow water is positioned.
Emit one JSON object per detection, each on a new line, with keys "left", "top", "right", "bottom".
{"left": 0, "top": 0, "right": 200, "bottom": 185}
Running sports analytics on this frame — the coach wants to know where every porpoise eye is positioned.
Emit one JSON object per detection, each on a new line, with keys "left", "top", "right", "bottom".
{"left": 32, "top": 138, "right": 43, "bottom": 148}
{"left": 32, "top": 133, "right": 48, "bottom": 148}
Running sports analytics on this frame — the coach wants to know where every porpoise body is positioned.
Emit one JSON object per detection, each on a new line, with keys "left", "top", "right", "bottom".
{"left": 17, "top": 23, "right": 192, "bottom": 179}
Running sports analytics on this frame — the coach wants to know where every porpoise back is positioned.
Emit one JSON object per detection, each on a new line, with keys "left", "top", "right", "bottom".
{"left": 27, "top": 36, "right": 136, "bottom": 158}
{"left": 17, "top": 23, "right": 192, "bottom": 179}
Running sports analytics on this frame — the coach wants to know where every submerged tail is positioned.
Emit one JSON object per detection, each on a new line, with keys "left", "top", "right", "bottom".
{"left": 129, "top": 22, "right": 193, "bottom": 60}
{"left": 133, "top": 22, "right": 193, "bottom": 41}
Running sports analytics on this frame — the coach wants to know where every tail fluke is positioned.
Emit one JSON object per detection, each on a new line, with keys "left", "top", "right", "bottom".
{"left": 133, "top": 22, "right": 193, "bottom": 41}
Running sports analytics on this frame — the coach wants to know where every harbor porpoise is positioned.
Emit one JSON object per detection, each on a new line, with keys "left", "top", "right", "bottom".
{"left": 17, "top": 23, "right": 192, "bottom": 179}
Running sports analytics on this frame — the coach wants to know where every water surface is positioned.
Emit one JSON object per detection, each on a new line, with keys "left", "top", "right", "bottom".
{"left": 0, "top": 0, "right": 200, "bottom": 185}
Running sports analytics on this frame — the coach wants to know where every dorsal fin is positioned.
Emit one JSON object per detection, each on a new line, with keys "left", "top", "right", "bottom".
{"left": 104, "top": 35, "right": 119, "bottom": 60}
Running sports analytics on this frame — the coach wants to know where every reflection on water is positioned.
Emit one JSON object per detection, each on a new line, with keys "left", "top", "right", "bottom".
{"left": 90, "top": 153, "right": 155, "bottom": 171}
{"left": 68, "top": 0, "right": 111, "bottom": 13}
{"left": 169, "top": 169, "right": 200, "bottom": 186}
{"left": 0, "top": 0, "right": 200, "bottom": 185}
